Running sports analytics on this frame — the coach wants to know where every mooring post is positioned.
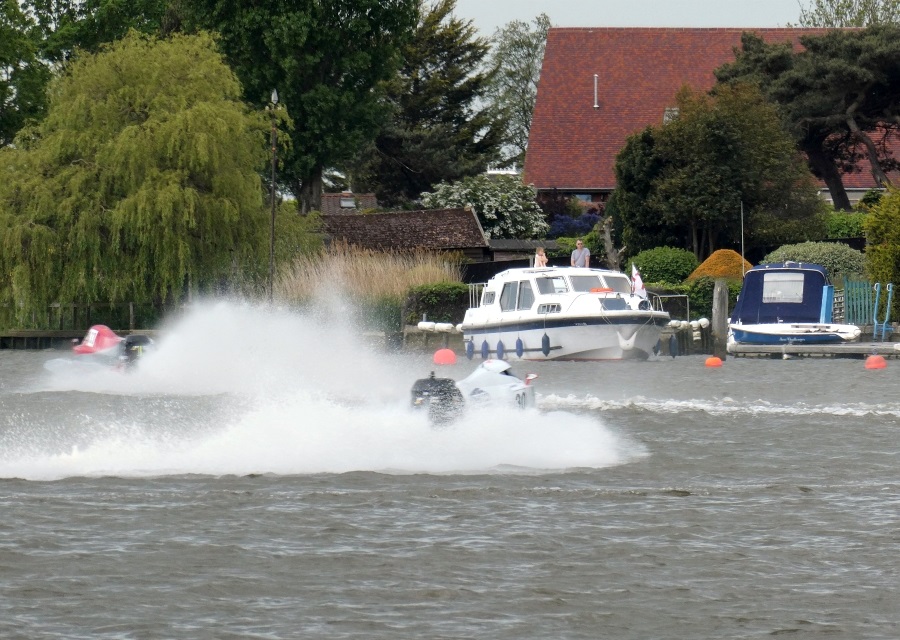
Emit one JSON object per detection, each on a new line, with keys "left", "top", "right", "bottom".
{"left": 712, "top": 278, "right": 729, "bottom": 360}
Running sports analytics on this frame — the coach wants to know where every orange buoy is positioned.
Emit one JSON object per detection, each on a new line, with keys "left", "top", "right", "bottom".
{"left": 433, "top": 348, "right": 457, "bottom": 365}
{"left": 705, "top": 356, "right": 723, "bottom": 368}
{"left": 865, "top": 354, "right": 887, "bottom": 369}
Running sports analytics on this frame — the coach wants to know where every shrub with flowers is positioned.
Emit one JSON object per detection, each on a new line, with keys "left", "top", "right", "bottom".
{"left": 421, "top": 175, "right": 549, "bottom": 239}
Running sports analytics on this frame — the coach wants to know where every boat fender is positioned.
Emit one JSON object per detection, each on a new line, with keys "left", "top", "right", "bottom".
{"left": 481, "top": 340, "right": 489, "bottom": 359}
{"left": 515, "top": 337, "right": 524, "bottom": 358}
{"left": 541, "top": 333, "right": 551, "bottom": 357}
{"left": 465, "top": 339, "right": 474, "bottom": 360}
{"left": 497, "top": 340, "right": 505, "bottom": 360}
{"left": 669, "top": 333, "right": 678, "bottom": 358}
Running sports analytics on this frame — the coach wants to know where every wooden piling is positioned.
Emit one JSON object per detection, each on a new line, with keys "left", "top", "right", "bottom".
{"left": 712, "top": 278, "right": 729, "bottom": 360}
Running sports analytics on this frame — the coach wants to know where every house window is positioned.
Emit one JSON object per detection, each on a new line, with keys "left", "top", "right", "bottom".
{"left": 575, "top": 194, "right": 592, "bottom": 202}
{"left": 339, "top": 192, "right": 356, "bottom": 209}
{"left": 663, "top": 107, "right": 680, "bottom": 124}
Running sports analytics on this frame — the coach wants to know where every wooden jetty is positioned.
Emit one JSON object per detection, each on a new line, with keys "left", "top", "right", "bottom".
{"left": 0, "top": 329, "right": 156, "bottom": 350}
{"left": 727, "top": 340, "right": 900, "bottom": 358}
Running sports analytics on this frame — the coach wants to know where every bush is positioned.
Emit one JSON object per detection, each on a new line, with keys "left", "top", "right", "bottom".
{"left": 404, "top": 282, "right": 470, "bottom": 325}
{"left": 824, "top": 211, "right": 867, "bottom": 239}
{"left": 761, "top": 241, "right": 865, "bottom": 279}
{"left": 864, "top": 187, "right": 900, "bottom": 317}
{"left": 687, "top": 249, "right": 752, "bottom": 282}
{"left": 631, "top": 247, "right": 698, "bottom": 284}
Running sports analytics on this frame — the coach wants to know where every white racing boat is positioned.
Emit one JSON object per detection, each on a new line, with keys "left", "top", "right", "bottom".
{"left": 460, "top": 266, "right": 670, "bottom": 360}
{"left": 410, "top": 359, "right": 537, "bottom": 424}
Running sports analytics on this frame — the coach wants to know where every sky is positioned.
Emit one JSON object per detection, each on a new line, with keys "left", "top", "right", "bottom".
{"left": 453, "top": 0, "right": 805, "bottom": 34}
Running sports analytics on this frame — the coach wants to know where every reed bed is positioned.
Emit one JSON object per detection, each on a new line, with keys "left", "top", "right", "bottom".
{"left": 277, "top": 242, "right": 464, "bottom": 304}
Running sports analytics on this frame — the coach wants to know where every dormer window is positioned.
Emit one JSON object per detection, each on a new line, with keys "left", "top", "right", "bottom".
{"left": 663, "top": 107, "right": 680, "bottom": 124}
{"left": 339, "top": 192, "right": 356, "bottom": 209}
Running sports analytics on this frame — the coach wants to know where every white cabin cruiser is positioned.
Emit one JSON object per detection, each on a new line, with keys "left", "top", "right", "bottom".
{"left": 460, "top": 266, "right": 670, "bottom": 361}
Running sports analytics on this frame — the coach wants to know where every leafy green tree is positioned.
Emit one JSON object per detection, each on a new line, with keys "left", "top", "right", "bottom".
{"left": 614, "top": 83, "right": 823, "bottom": 260}
{"left": 796, "top": 0, "right": 900, "bottom": 26}
{"left": 348, "top": 0, "right": 505, "bottom": 207}
{"left": 420, "top": 174, "right": 548, "bottom": 239}
{"left": 0, "top": 31, "right": 280, "bottom": 322}
{"left": 24, "top": 0, "right": 176, "bottom": 64}
{"left": 864, "top": 187, "right": 900, "bottom": 293}
{"left": 1, "top": 0, "right": 50, "bottom": 146}
{"left": 485, "top": 13, "right": 550, "bottom": 167}
{"left": 182, "top": 0, "right": 417, "bottom": 214}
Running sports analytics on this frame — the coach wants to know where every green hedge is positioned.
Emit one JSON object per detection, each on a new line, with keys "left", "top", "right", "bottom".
{"left": 404, "top": 282, "right": 470, "bottom": 325}
{"left": 631, "top": 246, "right": 698, "bottom": 284}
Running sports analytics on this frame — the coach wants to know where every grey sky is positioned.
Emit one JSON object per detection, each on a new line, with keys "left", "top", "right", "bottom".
{"left": 454, "top": 0, "right": 804, "bottom": 35}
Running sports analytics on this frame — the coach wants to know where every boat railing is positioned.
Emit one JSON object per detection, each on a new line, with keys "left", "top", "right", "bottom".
{"left": 468, "top": 283, "right": 486, "bottom": 308}
{"left": 651, "top": 293, "right": 688, "bottom": 320}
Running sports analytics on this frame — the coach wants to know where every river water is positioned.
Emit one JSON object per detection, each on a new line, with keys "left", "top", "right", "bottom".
{"left": 1, "top": 301, "right": 898, "bottom": 639}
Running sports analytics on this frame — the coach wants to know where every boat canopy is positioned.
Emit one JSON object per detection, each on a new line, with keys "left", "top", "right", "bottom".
{"left": 730, "top": 262, "right": 830, "bottom": 325}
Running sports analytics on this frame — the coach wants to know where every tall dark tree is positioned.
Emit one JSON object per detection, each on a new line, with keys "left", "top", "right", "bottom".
{"left": 348, "top": 0, "right": 505, "bottom": 207}
{"left": 1, "top": 0, "right": 50, "bottom": 146}
{"left": 485, "top": 13, "right": 550, "bottom": 168}
{"left": 717, "top": 33, "right": 855, "bottom": 210}
{"left": 717, "top": 29, "right": 900, "bottom": 210}
{"left": 183, "top": 0, "right": 418, "bottom": 214}
{"left": 23, "top": 0, "right": 176, "bottom": 63}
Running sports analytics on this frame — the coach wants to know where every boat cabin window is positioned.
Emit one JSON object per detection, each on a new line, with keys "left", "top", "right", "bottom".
{"left": 604, "top": 275, "right": 632, "bottom": 295}
{"left": 517, "top": 281, "right": 534, "bottom": 310}
{"left": 499, "top": 281, "right": 535, "bottom": 311}
{"left": 762, "top": 272, "right": 804, "bottom": 303}
{"left": 535, "top": 276, "right": 567, "bottom": 294}
{"left": 481, "top": 291, "right": 495, "bottom": 306}
{"left": 569, "top": 275, "right": 604, "bottom": 292}
{"left": 600, "top": 298, "right": 628, "bottom": 311}
{"left": 499, "top": 283, "right": 518, "bottom": 311}
{"left": 538, "top": 303, "right": 561, "bottom": 314}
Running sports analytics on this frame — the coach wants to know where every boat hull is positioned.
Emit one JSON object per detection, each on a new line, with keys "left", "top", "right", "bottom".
{"left": 463, "top": 314, "right": 669, "bottom": 361}
{"left": 728, "top": 323, "right": 861, "bottom": 346}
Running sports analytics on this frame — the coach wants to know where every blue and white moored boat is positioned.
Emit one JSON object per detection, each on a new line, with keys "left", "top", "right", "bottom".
{"left": 460, "top": 266, "right": 670, "bottom": 361}
{"left": 728, "top": 262, "right": 861, "bottom": 347}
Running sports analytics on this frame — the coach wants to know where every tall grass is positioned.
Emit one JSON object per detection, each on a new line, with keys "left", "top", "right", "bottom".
{"left": 277, "top": 242, "right": 464, "bottom": 304}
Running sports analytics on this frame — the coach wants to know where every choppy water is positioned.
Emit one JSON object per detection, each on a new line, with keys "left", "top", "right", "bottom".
{"left": 1, "top": 301, "right": 899, "bottom": 639}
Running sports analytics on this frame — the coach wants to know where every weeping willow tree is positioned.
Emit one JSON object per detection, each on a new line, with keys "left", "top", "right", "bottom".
{"left": 0, "top": 30, "right": 278, "bottom": 324}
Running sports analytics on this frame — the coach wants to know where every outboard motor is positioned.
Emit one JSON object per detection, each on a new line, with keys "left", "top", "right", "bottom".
{"left": 410, "top": 372, "right": 465, "bottom": 425}
{"left": 119, "top": 334, "right": 153, "bottom": 369}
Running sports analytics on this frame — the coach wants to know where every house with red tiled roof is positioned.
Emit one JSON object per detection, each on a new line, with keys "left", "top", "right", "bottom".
{"left": 524, "top": 27, "right": 895, "bottom": 206}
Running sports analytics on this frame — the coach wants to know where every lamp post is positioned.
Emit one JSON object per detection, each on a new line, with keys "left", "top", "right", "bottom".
{"left": 268, "top": 89, "right": 278, "bottom": 303}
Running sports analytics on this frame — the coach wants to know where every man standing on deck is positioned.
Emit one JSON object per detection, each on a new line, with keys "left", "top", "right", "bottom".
{"left": 570, "top": 239, "right": 590, "bottom": 268}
